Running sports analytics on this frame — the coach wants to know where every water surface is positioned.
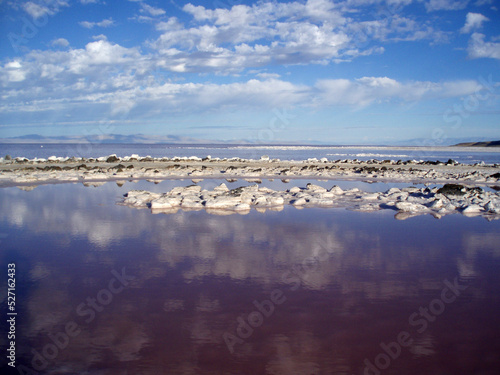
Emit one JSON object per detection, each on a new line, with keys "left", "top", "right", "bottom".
{"left": 2, "top": 143, "right": 500, "bottom": 164}
{"left": 1, "top": 181, "right": 500, "bottom": 374}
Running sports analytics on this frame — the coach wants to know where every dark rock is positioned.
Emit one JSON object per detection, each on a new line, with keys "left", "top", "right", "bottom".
{"left": 5, "top": 155, "right": 12, "bottom": 160}
{"left": 437, "top": 184, "right": 466, "bottom": 196}
{"left": 437, "top": 184, "right": 482, "bottom": 196}
{"left": 490, "top": 173, "right": 500, "bottom": 179}
{"left": 106, "top": 155, "right": 120, "bottom": 163}
{"left": 228, "top": 186, "right": 245, "bottom": 196}
{"left": 44, "top": 166, "right": 62, "bottom": 171}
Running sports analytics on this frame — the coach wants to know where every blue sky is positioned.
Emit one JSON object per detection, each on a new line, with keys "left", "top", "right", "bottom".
{"left": 0, "top": 0, "right": 499, "bottom": 145}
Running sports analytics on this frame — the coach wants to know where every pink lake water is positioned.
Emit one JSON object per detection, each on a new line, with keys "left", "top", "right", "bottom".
{"left": 1, "top": 179, "right": 500, "bottom": 375}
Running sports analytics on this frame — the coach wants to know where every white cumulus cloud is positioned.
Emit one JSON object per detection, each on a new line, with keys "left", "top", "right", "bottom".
{"left": 79, "top": 18, "right": 115, "bottom": 29}
{"left": 423, "top": 0, "right": 469, "bottom": 11}
{"left": 141, "top": 3, "right": 166, "bottom": 16}
{"left": 314, "top": 76, "right": 481, "bottom": 107}
{"left": 148, "top": 0, "right": 441, "bottom": 74}
{"left": 51, "top": 38, "right": 70, "bottom": 47}
{"left": 22, "top": 0, "right": 68, "bottom": 19}
{"left": 467, "top": 33, "right": 500, "bottom": 59}
{"left": 460, "top": 12, "right": 489, "bottom": 33}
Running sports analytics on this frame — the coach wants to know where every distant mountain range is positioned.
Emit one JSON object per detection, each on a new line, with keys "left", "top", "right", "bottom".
{"left": 452, "top": 141, "right": 500, "bottom": 147}
{"left": 0, "top": 134, "right": 229, "bottom": 144}
{"left": 1, "top": 134, "right": 499, "bottom": 147}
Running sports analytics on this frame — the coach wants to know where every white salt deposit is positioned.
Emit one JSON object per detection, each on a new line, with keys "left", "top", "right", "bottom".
{"left": 121, "top": 183, "right": 500, "bottom": 219}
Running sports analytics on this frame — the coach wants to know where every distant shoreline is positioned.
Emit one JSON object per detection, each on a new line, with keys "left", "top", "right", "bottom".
{"left": 1, "top": 141, "right": 500, "bottom": 149}
{"left": 452, "top": 141, "right": 500, "bottom": 147}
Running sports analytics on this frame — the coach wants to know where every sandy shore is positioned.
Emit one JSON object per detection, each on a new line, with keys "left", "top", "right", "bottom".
{"left": 0, "top": 154, "right": 499, "bottom": 188}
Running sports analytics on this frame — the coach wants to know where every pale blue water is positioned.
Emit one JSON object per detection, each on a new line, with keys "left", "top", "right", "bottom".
{"left": 1, "top": 143, "right": 500, "bottom": 164}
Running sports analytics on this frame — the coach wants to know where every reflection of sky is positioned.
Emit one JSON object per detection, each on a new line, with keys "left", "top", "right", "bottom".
{"left": 1, "top": 182, "right": 500, "bottom": 374}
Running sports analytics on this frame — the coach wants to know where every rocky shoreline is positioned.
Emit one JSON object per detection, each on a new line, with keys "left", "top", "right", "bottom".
{"left": 1, "top": 154, "right": 499, "bottom": 188}
{"left": 2, "top": 154, "right": 499, "bottom": 219}
{"left": 121, "top": 182, "right": 500, "bottom": 220}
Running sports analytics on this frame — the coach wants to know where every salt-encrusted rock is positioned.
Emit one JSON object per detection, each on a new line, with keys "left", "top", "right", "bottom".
{"left": 386, "top": 188, "right": 401, "bottom": 195}
{"left": 258, "top": 186, "right": 275, "bottom": 193}
{"left": 234, "top": 203, "right": 251, "bottom": 211}
{"left": 267, "top": 196, "right": 284, "bottom": 206}
{"left": 291, "top": 197, "right": 307, "bottom": 206}
{"left": 204, "top": 196, "right": 242, "bottom": 208}
{"left": 125, "top": 190, "right": 149, "bottom": 197}
{"left": 308, "top": 197, "right": 334, "bottom": 205}
{"left": 125, "top": 191, "right": 160, "bottom": 206}
{"left": 329, "top": 185, "right": 343, "bottom": 194}
{"left": 429, "top": 199, "right": 445, "bottom": 209}
{"left": 119, "top": 181, "right": 500, "bottom": 219}
{"left": 151, "top": 198, "right": 174, "bottom": 209}
{"left": 181, "top": 185, "right": 202, "bottom": 194}
{"left": 485, "top": 201, "right": 500, "bottom": 213}
{"left": 214, "top": 183, "right": 229, "bottom": 192}
{"left": 242, "top": 184, "right": 259, "bottom": 192}
{"left": 180, "top": 199, "right": 204, "bottom": 209}
{"left": 462, "top": 205, "right": 483, "bottom": 214}
{"left": 306, "top": 183, "right": 327, "bottom": 193}
{"left": 438, "top": 203, "right": 456, "bottom": 213}
{"left": 316, "top": 192, "right": 335, "bottom": 199}
{"left": 254, "top": 196, "right": 268, "bottom": 205}
{"left": 395, "top": 202, "right": 427, "bottom": 212}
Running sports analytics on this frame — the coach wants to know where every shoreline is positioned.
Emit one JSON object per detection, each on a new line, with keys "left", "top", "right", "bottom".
{"left": 1, "top": 154, "right": 499, "bottom": 189}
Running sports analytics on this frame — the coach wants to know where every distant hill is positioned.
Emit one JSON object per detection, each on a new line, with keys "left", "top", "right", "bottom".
{"left": 452, "top": 140, "right": 500, "bottom": 147}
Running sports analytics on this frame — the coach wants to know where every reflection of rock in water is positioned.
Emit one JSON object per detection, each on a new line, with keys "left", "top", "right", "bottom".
{"left": 17, "top": 185, "right": 37, "bottom": 191}
{"left": 82, "top": 181, "right": 107, "bottom": 188}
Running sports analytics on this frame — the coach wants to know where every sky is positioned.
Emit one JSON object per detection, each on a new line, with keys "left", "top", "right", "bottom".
{"left": 0, "top": 0, "right": 499, "bottom": 145}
